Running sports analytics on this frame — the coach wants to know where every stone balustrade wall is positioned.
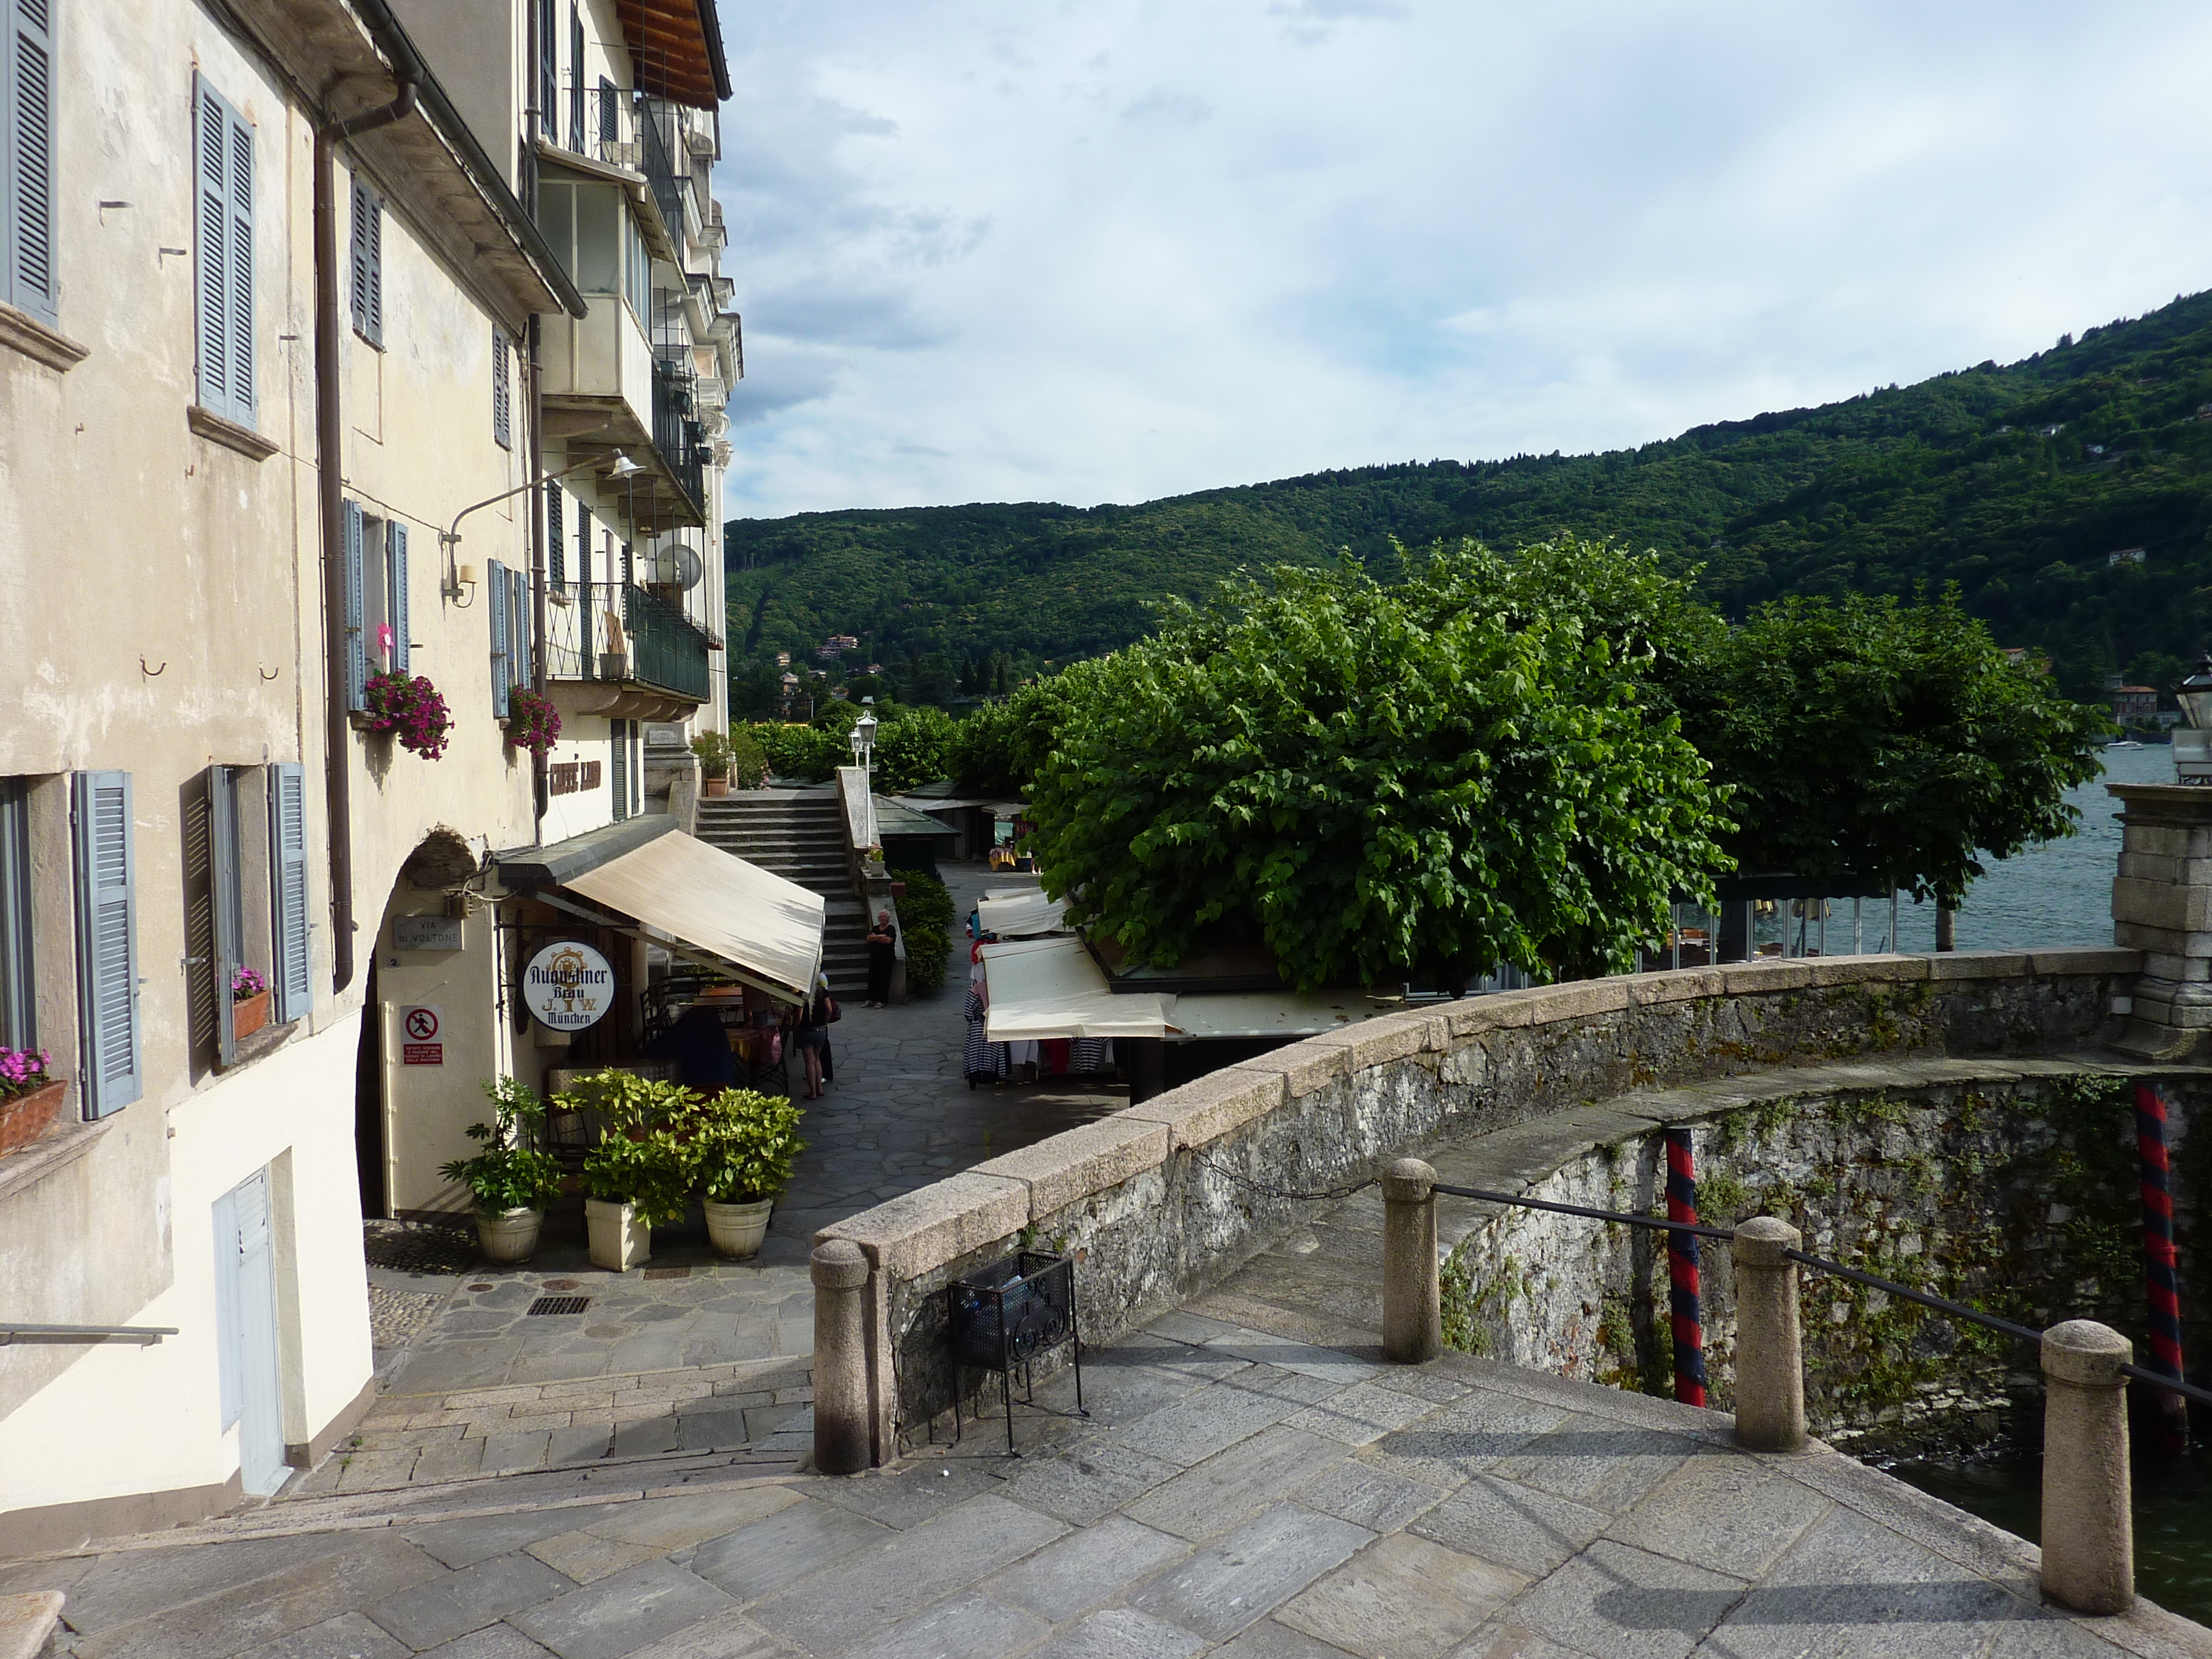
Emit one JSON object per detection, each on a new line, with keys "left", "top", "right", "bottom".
{"left": 816, "top": 948, "right": 2140, "bottom": 1459}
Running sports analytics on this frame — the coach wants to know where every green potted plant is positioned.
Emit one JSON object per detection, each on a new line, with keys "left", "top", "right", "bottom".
{"left": 691, "top": 730, "right": 734, "bottom": 799}
{"left": 439, "top": 1077, "right": 564, "bottom": 1263}
{"left": 0, "top": 1046, "right": 62, "bottom": 1160}
{"left": 687, "top": 1088, "right": 806, "bottom": 1259}
{"left": 560, "top": 1068, "right": 693, "bottom": 1270}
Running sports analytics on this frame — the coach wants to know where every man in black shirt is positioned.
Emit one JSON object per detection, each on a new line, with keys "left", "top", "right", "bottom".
{"left": 865, "top": 910, "right": 897, "bottom": 1007}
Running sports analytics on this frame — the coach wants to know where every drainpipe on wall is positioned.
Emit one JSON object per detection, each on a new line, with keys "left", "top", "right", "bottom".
{"left": 528, "top": 316, "right": 549, "bottom": 832}
{"left": 313, "top": 6, "right": 420, "bottom": 993}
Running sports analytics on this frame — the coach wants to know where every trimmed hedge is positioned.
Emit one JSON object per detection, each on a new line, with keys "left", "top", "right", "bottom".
{"left": 891, "top": 867, "right": 954, "bottom": 996}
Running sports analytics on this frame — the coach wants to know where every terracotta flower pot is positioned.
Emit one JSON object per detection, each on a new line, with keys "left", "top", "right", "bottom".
{"left": 232, "top": 989, "right": 272, "bottom": 1042}
{"left": 0, "top": 1079, "right": 65, "bottom": 1158}
{"left": 703, "top": 1197, "right": 773, "bottom": 1259}
{"left": 704, "top": 776, "right": 730, "bottom": 798}
{"left": 585, "top": 1197, "right": 650, "bottom": 1271}
{"left": 477, "top": 1207, "right": 543, "bottom": 1264}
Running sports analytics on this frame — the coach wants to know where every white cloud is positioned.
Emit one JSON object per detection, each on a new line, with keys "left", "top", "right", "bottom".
{"left": 711, "top": 0, "right": 2212, "bottom": 521}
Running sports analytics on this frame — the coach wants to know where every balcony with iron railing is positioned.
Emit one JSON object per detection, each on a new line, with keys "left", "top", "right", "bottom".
{"left": 651, "top": 354, "right": 706, "bottom": 517}
{"left": 561, "top": 81, "right": 686, "bottom": 252}
{"left": 545, "top": 580, "right": 712, "bottom": 711}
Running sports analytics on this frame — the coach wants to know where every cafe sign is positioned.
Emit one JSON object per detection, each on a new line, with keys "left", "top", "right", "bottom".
{"left": 523, "top": 940, "right": 615, "bottom": 1030}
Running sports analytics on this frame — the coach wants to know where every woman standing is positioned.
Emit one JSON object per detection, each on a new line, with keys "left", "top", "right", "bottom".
{"left": 865, "top": 910, "right": 899, "bottom": 1008}
{"left": 793, "top": 977, "right": 834, "bottom": 1099}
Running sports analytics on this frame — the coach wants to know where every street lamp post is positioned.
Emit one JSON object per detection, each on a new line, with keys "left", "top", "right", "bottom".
{"left": 851, "top": 711, "right": 879, "bottom": 848}
{"left": 2175, "top": 654, "right": 2212, "bottom": 785}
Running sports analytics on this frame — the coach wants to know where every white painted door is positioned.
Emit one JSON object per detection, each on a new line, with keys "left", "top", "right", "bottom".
{"left": 214, "top": 1169, "right": 285, "bottom": 1495}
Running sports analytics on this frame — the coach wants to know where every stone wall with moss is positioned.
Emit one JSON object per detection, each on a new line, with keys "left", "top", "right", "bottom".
{"left": 1442, "top": 1064, "right": 2206, "bottom": 1453}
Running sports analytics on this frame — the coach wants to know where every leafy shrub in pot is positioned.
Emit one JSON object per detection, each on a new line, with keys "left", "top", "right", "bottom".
{"left": 687, "top": 1087, "right": 805, "bottom": 1259}
{"left": 440, "top": 1078, "right": 565, "bottom": 1262}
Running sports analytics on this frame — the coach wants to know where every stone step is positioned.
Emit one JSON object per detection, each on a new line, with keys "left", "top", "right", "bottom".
{"left": 0, "top": 1594, "right": 62, "bottom": 1659}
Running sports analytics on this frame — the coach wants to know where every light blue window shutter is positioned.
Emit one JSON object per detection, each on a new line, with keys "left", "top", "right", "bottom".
{"left": 387, "top": 521, "right": 410, "bottom": 673}
{"left": 342, "top": 500, "right": 366, "bottom": 709}
{"left": 224, "top": 99, "right": 254, "bottom": 423}
{"left": 610, "top": 719, "right": 627, "bottom": 822}
{"left": 193, "top": 77, "right": 233, "bottom": 419}
{"left": 267, "top": 763, "right": 310, "bottom": 1023}
{"left": 5, "top": 0, "right": 58, "bottom": 324}
{"left": 350, "top": 176, "right": 381, "bottom": 347}
{"left": 209, "top": 767, "right": 240, "bottom": 1068}
{"left": 71, "top": 770, "right": 141, "bottom": 1118}
{"left": 492, "top": 328, "right": 511, "bottom": 448}
{"left": 212, "top": 1185, "right": 241, "bottom": 1427}
{"left": 488, "top": 556, "right": 510, "bottom": 715}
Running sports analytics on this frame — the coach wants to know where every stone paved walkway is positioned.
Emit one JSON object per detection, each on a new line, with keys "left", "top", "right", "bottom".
{"left": 342, "top": 859, "right": 1124, "bottom": 1493}
{"left": 10, "top": 1304, "right": 2207, "bottom": 1658}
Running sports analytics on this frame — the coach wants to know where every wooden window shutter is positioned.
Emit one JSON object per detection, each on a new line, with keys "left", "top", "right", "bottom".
{"left": 342, "top": 499, "right": 366, "bottom": 710}
{"left": 193, "top": 77, "right": 233, "bottom": 419}
{"left": 350, "top": 175, "right": 381, "bottom": 347}
{"left": 387, "top": 521, "right": 410, "bottom": 673}
{"left": 489, "top": 556, "right": 511, "bottom": 716}
{"left": 492, "top": 328, "right": 512, "bottom": 448}
{"left": 208, "top": 766, "right": 241, "bottom": 1068}
{"left": 610, "top": 719, "right": 628, "bottom": 822}
{"left": 71, "top": 769, "right": 141, "bottom": 1118}
{"left": 267, "top": 762, "right": 309, "bottom": 1024}
{"left": 577, "top": 503, "right": 592, "bottom": 583}
{"left": 597, "top": 75, "right": 617, "bottom": 143}
{"left": 547, "top": 486, "right": 565, "bottom": 586}
{"left": 568, "top": 6, "right": 583, "bottom": 150}
{"left": 537, "top": 0, "right": 557, "bottom": 137}
{"left": 5, "top": 0, "right": 58, "bottom": 324}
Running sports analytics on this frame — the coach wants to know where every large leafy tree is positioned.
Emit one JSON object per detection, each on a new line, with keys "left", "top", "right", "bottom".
{"left": 1027, "top": 538, "right": 1734, "bottom": 990}
{"left": 1672, "top": 589, "right": 2106, "bottom": 907}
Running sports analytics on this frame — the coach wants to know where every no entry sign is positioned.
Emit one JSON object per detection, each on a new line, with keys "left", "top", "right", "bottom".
{"left": 400, "top": 1005, "right": 443, "bottom": 1066}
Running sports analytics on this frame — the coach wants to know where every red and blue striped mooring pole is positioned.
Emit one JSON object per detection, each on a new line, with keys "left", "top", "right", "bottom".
{"left": 2135, "top": 1083, "right": 2190, "bottom": 1447}
{"left": 1665, "top": 1126, "right": 1708, "bottom": 1407}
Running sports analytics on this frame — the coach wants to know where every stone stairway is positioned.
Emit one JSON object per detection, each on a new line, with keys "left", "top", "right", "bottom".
{"left": 695, "top": 790, "right": 872, "bottom": 996}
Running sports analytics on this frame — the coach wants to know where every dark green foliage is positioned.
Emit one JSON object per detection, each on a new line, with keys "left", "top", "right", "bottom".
{"left": 891, "top": 868, "right": 954, "bottom": 995}
{"left": 1028, "top": 539, "right": 1732, "bottom": 990}
{"left": 727, "top": 290, "right": 2212, "bottom": 695}
{"left": 872, "top": 706, "right": 959, "bottom": 792}
{"left": 950, "top": 679, "right": 1075, "bottom": 796}
{"left": 438, "top": 1078, "right": 563, "bottom": 1214}
{"left": 746, "top": 722, "right": 846, "bottom": 783}
{"left": 1671, "top": 590, "right": 2108, "bottom": 903}
{"left": 726, "top": 727, "right": 769, "bottom": 789}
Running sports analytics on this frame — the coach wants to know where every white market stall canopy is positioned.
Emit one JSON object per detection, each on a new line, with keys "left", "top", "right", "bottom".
{"left": 976, "top": 891, "right": 1069, "bottom": 938}
{"left": 560, "top": 830, "right": 825, "bottom": 1002}
{"left": 981, "top": 936, "right": 1404, "bottom": 1044}
{"left": 982, "top": 937, "right": 1171, "bottom": 1042}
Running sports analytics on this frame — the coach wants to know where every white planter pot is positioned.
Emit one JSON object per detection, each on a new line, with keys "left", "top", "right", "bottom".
{"left": 704, "top": 1197, "right": 773, "bottom": 1260}
{"left": 477, "top": 1206, "right": 543, "bottom": 1264}
{"left": 585, "top": 1197, "right": 651, "bottom": 1271}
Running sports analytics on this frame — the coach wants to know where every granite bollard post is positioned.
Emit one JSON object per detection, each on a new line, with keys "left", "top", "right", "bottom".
{"left": 1382, "top": 1158, "right": 1441, "bottom": 1364}
{"left": 812, "top": 1239, "right": 873, "bottom": 1474}
{"left": 1731, "top": 1217, "right": 1807, "bottom": 1452}
{"left": 2040, "top": 1319, "right": 2134, "bottom": 1615}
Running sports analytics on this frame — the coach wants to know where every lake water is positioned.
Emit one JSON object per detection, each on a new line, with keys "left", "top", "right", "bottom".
{"left": 1885, "top": 742, "right": 2173, "bottom": 951}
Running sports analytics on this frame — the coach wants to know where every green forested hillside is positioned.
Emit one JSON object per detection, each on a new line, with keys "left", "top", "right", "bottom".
{"left": 726, "top": 289, "right": 2212, "bottom": 702}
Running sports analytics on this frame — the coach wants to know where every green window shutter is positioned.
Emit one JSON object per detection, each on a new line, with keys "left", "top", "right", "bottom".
{"left": 0, "top": 776, "right": 34, "bottom": 1050}
{"left": 267, "top": 762, "right": 310, "bottom": 1023}
{"left": 387, "top": 520, "right": 410, "bottom": 674}
{"left": 350, "top": 175, "right": 381, "bottom": 347}
{"left": 568, "top": 6, "right": 583, "bottom": 150}
{"left": 193, "top": 76, "right": 233, "bottom": 420}
{"left": 508, "top": 566, "right": 531, "bottom": 689}
{"left": 610, "top": 719, "right": 628, "bottom": 822}
{"left": 342, "top": 499, "right": 366, "bottom": 710}
{"left": 547, "top": 486, "right": 565, "bottom": 586}
{"left": 71, "top": 769, "right": 141, "bottom": 1118}
{"left": 488, "top": 556, "right": 510, "bottom": 716}
{"left": 208, "top": 766, "right": 241, "bottom": 1068}
{"left": 4, "top": 0, "right": 58, "bottom": 324}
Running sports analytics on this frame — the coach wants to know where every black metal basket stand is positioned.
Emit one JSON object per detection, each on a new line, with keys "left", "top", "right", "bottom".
{"left": 945, "top": 1250, "right": 1087, "bottom": 1455}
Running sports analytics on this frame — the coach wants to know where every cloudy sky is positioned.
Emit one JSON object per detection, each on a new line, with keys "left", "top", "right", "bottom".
{"left": 711, "top": 1, "right": 2212, "bottom": 522}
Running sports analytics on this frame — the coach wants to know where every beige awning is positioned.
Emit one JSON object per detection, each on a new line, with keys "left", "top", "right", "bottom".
{"left": 977, "top": 891, "right": 1069, "bottom": 938}
{"left": 1162, "top": 991, "right": 1397, "bottom": 1041}
{"left": 563, "top": 829, "right": 825, "bottom": 1002}
{"left": 982, "top": 937, "right": 1172, "bottom": 1042}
